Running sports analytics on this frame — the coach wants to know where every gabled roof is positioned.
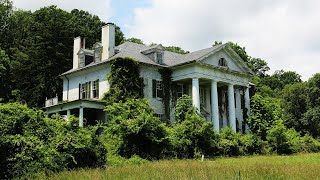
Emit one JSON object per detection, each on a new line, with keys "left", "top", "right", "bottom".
{"left": 61, "top": 42, "right": 253, "bottom": 76}
{"left": 77, "top": 48, "right": 94, "bottom": 55}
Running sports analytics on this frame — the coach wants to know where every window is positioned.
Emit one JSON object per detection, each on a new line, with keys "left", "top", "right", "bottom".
{"left": 80, "top": 82, "right": 91, "bottom": 99}
{"left": 85, "top": 55, "right": 94, "bottom": 66}
{"left": 177, "top": 84, "right": 184, "bottom": 98}
{"left": 92, "top": 80, "right": 99, "bottom": 99}
{"left": 152, "top": 79, "right": 163, "bottom": 98}
{"left": 218, "top": 58, "right": 227, "bottom": 67}
{"left": 156, "top": 53, "right": 163, "bottom": 64}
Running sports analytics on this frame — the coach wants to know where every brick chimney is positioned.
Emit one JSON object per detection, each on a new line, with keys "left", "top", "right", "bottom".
{"left": 101, "top": 23, "right": 115, "bottom": 61}
{"left": 73, "top": 37, "right": 85, "bottom": 69}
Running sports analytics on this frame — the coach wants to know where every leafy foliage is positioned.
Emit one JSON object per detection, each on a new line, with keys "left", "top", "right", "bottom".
{"left": 125, "top": 37, "right": 144, "bottom": 45}
{"left": 103, "top": 57, "right": 143, "bottom": 104}
{"left": 248, "top": 94, "right": 282, "bottom": 140}
{"left": 169, "top": 111, "right": 218, "bottom": 158}
{"left": 0, "top": 4, "right": 125, "bottom": 107}
{"left": 174, "top": 94, "right": 194, "bottom": 123}
{"left": 0, "top": 103, "right": 105, "bottom": 179}
{"left": 103, "top": 98, "right": 168, "bottom": 159}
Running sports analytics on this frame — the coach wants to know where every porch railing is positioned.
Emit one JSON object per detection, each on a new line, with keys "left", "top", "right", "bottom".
{"left": 45, "top": 95, "right": 58, "bottom": 107}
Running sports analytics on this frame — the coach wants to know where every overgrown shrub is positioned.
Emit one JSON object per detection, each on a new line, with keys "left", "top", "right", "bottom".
{"left": 217, "top": 127, "right": 241, "bottom": 156}
{"left": 239, "top": 134, "right": 268, "bottom": 155}
{"left": 0, "top": 103, "right": 105, "bottom": 179}
{"left": 174, "top": 94, "right": 194, "bottom": 123}
{"left": 168, "top": 111, "right": 218, "bottom": 158}
{"left": 169, "top": 95, "right": 218, "bottom": 158}
{"left": 102, "top": 98, "right": 169, "bottom": 160}
{"left": 267, "top": 120, "right": 301, "bottom": 154}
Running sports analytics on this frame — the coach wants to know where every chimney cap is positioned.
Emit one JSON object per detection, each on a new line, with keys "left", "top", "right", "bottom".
{"left": 102, "top": 22, "right": 115, "bottom": 28}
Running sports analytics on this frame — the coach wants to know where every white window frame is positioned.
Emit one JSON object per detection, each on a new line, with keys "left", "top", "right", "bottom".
{"left": 156, "top": 53, "right": 163, "bottom": 64}
{"left": 177, "top": 84, "right": 184, "bottom": 98}
{"left": 156, "top": 80, "right": 163, "bottom": 99}
{"left": 92, "top": 79, "right": 99, "bottom": 99}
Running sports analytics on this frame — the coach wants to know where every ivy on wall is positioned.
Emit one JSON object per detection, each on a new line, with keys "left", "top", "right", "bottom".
{"left": 158, "top": 68, "right": 172, "bottom": 123}
{"left": 103, "top": 57, "right": 143, "bottom": 104}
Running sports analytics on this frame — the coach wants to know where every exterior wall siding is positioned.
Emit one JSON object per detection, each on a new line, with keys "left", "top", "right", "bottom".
{"left": 62, "top": 64, "right": 110, "bottom": 101}
{"left": 62, "top": 63, "right": 164, "bottom": 114}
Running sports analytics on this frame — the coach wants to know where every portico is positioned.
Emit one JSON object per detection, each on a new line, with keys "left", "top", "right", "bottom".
{"left": 172, "top": 58, "right": 253, "bottom": 133}
{"left": 186, "top": 77, "right": 250, "bottom": 133}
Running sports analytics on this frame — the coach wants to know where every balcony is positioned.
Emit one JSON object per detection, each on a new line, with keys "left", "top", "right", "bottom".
{"left": 45, "top": 95, "right": 58, "bottom": 107}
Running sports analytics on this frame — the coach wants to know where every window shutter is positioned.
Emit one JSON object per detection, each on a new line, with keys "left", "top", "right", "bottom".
{"left": 139, "top": 77, "right": 144, "bottom": 96}
{"left": 79, "top": 84, "right": 81, "bottom": 99}
{"left": 152, "top": 79, "right": 156, "bottom": 98}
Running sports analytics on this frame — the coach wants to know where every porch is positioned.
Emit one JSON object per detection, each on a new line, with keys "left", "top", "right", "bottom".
{"left": 45, "top": 99, "right": 107, "bottom": 127}
{"left": 173, "top": 78, "right": 251, "bottom": 133}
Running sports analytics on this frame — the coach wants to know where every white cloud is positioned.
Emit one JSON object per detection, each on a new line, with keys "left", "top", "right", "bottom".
{"left": 127, "top": 0, "right": 320, "bottom": 80}
{"left": 11, "top": 0, "right": 112, "bottom": 22}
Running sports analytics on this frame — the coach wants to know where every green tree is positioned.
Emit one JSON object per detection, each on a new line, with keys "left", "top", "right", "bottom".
{"left": 306, "top": 73, "right": 320, "bottom": 108}
{"left": 125, "top": 37, "right": 144, "bottom": 45}
{"left": 0, "top": 49, "right": 11, "bottom": 102}
{"left": 281, "top": 83, "right": 307, "bottom": 132}
{"left": 0, "top": 0, "right": 13, "bottom": 50}
{"left": 301, "top": 107, "right": 320, "bottom": 137}
{"left": 163, "top": 46, "right": 189, "bottom": 54}
{"left": 248, "top": 94, "right": 282, "bottom": 140}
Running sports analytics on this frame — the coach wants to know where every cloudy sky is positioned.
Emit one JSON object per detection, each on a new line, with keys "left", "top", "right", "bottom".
{"left": 12, "top": 0, "right": 320, "bottom": 80}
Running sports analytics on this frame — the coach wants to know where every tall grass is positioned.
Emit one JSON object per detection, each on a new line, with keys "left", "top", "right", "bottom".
{"left": 47, "top": 153, "right": 320, "bottom": 180}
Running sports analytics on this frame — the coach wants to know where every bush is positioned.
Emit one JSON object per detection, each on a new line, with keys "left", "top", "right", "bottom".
{"left": 0, "top": 103, "right": 105, "bottom": 179}
{"left": 168, "top": 111, "right": 218, "bottom": 158}
{"left": 102, "top": 98, "right": 169, "bottom": 160}
{"left": 239, "top": 134, "right": 268, "bottom": 155}
{"left": 217, "top": 127, "right": 241, "bottom": 156}
{"left": 267, "top": 120, "right": 304, "bottom": 154}
{"left": 300, "top": 134, "right": 320, "bottom": 153}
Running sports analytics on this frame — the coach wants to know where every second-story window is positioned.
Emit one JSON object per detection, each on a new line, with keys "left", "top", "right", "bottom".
{"left": 152, "top": 79, "right": 163, "bottom": 98}
{"left": 156, "top": 53, "right": 163, "bottom": 64}
{"left": 80, "top": 82, "right": 91, "bottom": 99}
{"left": 92, "top": 79, "right": 99, "bottom": 99}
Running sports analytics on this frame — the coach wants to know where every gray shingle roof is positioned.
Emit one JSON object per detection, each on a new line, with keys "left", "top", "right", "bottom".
{"left": 61, "top": 42, "right": 251, "bottom": 76}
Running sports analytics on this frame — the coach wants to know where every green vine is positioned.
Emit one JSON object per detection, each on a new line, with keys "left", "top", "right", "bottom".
{"left": 158, "top": 68, "right": 172, "bottom": 123}
{"left": 103, "top": 57, "right": 143, "bottom": 105}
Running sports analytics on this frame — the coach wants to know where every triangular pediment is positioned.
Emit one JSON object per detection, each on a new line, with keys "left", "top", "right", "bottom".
{"left": 199, "top": 44, "right": 253, "bottom": 75}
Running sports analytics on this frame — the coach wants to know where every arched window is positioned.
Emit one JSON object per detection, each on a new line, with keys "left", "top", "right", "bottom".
{"left": 218, "top": 58, "right": 227, "bottom": 67}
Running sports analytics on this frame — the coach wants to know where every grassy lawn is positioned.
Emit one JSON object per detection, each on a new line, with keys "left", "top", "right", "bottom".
{"left": 48, "top": 153, "right": 320, "bottom": 180}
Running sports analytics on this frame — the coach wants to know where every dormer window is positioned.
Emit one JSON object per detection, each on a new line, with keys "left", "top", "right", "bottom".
{"left": 156, "top": 52, "right": 163, "bottom": 64}
{"left": 78, "top": 49, "right": 94, "bottom": 68}
{"left": 218, "top": 58, "right": 227, "bottom": 67}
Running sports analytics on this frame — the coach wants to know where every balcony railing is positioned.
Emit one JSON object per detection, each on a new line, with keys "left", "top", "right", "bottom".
{"left": 45, "top": 95, "right": 58, "bottom": 107}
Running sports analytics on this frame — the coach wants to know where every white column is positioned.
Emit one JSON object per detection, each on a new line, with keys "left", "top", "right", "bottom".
{"left": 205, "top": 87, "right": 211, "bottom": 121}
{"left": 67, "top": 109, "right": 71, "bottom": 120}
{"left": 235, "top": 89, "right": 243, "bottom": 133}
{"left": 228, "top": 83, "right": 236, "bottom": 131}
{"left": 244, "top": 87, "right": 250, "bottom": 133}
{"left": 211, "top": 80, "right": 220, "bottom": 132}
{"left": 192, "top": 78, "right": 200, "bottom": 111}
{"left": 79, "top": 107, "right": 84, "bottom": 127}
